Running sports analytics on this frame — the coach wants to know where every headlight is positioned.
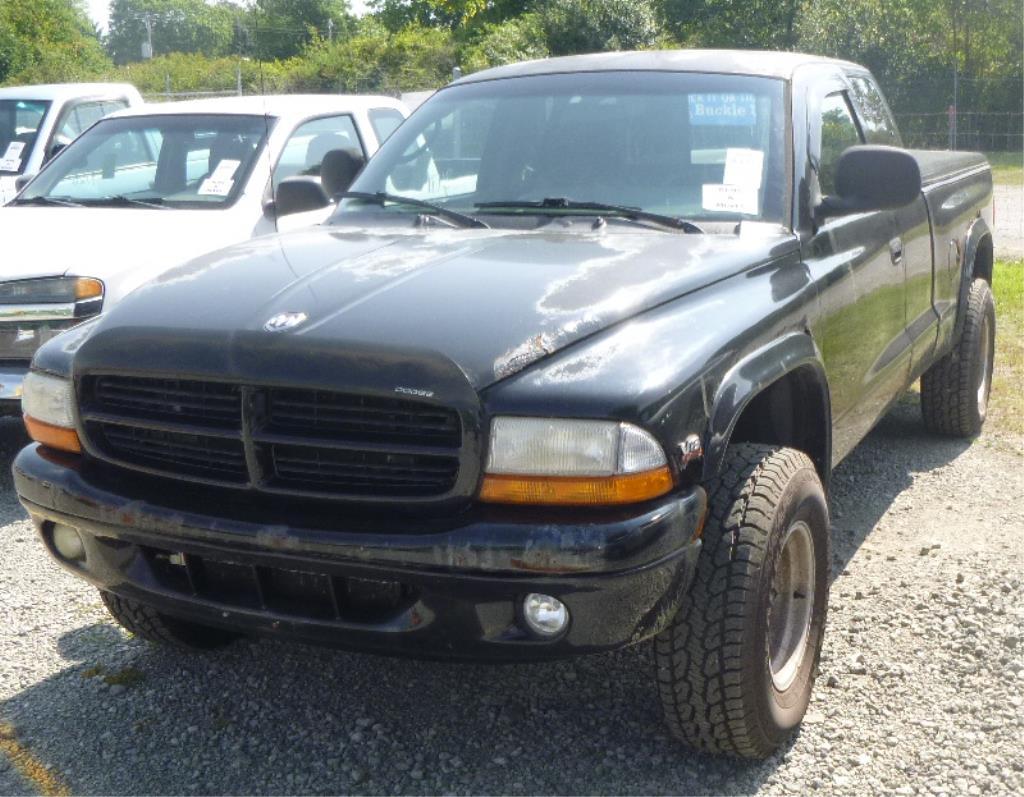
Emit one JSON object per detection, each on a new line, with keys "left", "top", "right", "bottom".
{"left": 479, "top": 417, "right": 672, "bottom": 505}
{"left": 0, "top": 277, "right": 104, "bottom": 318}
{"left": 21, "top": 371, "right": 81, "bottom": 453}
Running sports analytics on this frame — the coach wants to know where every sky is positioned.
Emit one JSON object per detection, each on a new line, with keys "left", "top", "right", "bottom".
{"left": 85, "top": 0, "right": 370, "bottom": 32}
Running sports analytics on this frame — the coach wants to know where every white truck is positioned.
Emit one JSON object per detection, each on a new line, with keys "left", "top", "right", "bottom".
{"left": 0, "top": 83, "right": 144, "bottom": 205}
{"left": 0, "top": 94, "right": 408, "bottom": 409}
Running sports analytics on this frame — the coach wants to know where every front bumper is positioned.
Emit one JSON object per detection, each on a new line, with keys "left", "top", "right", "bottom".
{"left": 14, "top": 444, "right": 706, "bottom": 660}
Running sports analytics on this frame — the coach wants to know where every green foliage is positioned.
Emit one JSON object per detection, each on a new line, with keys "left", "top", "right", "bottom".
{"left": 370, "top": 0, "right": 489, "bottom": 31}
{"left": 106, "top": 0, "right": 240, "bottom": 65}
{"left": 659, "top": 0, "right": 801, "bottom": 49}
{"left": 458, "top": 14, "right": 548, "bottom": 72}
{"left": 250, "top": 0, "right": 355, "bottom": 60}
{"left": 797, "top": 0, "right": 1023, "bottom": 114}
{"left": 0, "top": 0, "right": 110, "bottom": 84}
{"left": 103, "top": 51, "right": 286, "bottom": 94}
{"left": 540, "top": 0, "right": 662, "bottom": 56}
{"left": 279, "top": 19, "right": 455, "bottom": 92}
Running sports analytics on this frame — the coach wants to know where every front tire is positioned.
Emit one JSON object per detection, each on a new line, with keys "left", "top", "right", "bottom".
{"left": 920, "top": 277, "right": 996, "bottom": 437}
{"left": 654, "top": 444, "right": 830, "bottom": 759}
{"left": 100, "top": 591, "right": 236, "bottom": 650}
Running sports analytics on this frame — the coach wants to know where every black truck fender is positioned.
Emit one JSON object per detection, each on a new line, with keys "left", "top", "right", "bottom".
{"left": 703, "top": 331, "right": 832, "bottom": 484}
{"left": 953, "top": 215, "right": 995, "bottom": 343}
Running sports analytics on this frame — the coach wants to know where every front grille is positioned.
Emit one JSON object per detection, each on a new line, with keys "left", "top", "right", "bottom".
{"left": 268, "top": 388, "right": 460, "bottom": 447}
{"left": 91, "top": 375, "right": 241, "bottom": 428}
{"left": 88, "top": 422, "right": 248, "bottom": 483}
{"left": 80, "top": 375, "right": 465, "bottom": 502}
{"left": 271, "top": 444, "right": 459, "bottom": 496}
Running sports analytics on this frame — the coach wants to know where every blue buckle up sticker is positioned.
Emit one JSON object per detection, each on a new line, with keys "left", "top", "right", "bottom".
{"left": 688, "top": 93, "right": 757, "bottom": 126}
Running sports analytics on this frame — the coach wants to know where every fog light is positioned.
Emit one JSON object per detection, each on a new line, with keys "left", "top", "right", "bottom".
{"left": 52, "top": 523, "right": 85, "bottom": 561}
{"left": 522, "top": 593, "right": 569, "bottom": 637}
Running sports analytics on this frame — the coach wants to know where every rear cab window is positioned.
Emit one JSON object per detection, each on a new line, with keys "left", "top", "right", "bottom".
{"left": 846, "top": 75, "right": 902, "bottom": 146}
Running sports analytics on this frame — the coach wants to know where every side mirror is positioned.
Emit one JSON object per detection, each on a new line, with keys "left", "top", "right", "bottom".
{"left": 14, "top": 174, "right": 35, "bottom": 192}
{"left": 272, "top": 176, "right": 330, "bottom": 217}
{"left": 816, "top": 145, "right": 922, "bottom": 220}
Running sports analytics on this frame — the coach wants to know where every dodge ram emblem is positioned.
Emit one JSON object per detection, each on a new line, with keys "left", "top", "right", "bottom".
{"left": 263, "top": 312, "right": 308, "bottom": 332}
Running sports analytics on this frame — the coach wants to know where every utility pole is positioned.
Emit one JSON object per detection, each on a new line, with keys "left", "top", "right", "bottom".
{"left": 327, "top": 18, "right": 334, "bottom": 42}
{"left": 141, "top": 13, "right": 154, "bottom": 59}
{"left": 952, "top": 66, "right": 958, "bottom": 150}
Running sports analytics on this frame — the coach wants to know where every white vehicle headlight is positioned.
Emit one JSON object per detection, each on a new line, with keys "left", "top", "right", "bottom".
{"left": 480, "top": 417, "right": 672, "bottom": 505}
{"left": 21, "top": 371, "right": 80, "bottom": 452}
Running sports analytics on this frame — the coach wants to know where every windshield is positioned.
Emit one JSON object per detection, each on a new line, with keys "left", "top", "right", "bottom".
{"left": 340, "top": 71, "right": 788, "bottom": 226}
{"left": 19, "top": 114, "right": 271, "bottom": 208}
{"left": 0, "top": 100, "right": 51, "bottom": 175}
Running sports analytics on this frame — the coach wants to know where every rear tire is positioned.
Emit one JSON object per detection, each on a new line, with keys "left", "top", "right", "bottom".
{"left": 100, "top": 591, "right": 236, "bottom": 650}
{"left": 920, "top": 277, "right": 996, "bottom": 437}
{"left": 654, "top": 444, "right": 830, "bottom": 759}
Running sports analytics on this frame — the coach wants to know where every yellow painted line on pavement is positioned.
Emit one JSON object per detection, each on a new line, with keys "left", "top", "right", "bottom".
{"left": 0, "top": 721, "right": 70, "bottom": 797}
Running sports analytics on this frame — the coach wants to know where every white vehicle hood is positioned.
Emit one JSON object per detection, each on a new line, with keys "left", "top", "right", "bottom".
{"left": 0, "top": 206, "right": 267, "bottom": 303}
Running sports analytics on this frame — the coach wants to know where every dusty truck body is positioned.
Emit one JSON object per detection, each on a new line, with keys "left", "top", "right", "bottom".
{"left": 13, "top": 50, "right": 995, "bottom": 758}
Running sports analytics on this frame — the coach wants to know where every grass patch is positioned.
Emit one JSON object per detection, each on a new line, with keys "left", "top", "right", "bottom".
{"left": 103, "top": 667, "right": 145, "bottom": 687}
{"left": 990, "top": 259, "right": 1023, "bottom": 436}
{"left": 986, "top": 152, "right": 1023, "bottom": 186}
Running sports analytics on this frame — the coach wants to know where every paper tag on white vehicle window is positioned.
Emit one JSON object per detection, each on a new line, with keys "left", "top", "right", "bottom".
{"left": 198, "top": 159, "right": 240, "bottom": 196}
{"left": 702, "top": 184, "right": 759, "bottom": 215}
{"left": 0, "top": 141, "right": 26, "bottom": 172}
{"left": 210, "top": 158, "right": 240, "bottom": 181}
{"left": 723, "top": 148, "right": 764, "bottom": 187}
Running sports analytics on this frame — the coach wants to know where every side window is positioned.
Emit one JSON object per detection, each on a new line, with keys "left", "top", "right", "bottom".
{"left": 818, "top": 92, "right": 862, "bottom": 196}
{"left": 52, "top": 101, "right": 108, "bottom": 153}
{"left": 273, "top": 115, "right": 361, "bottom": 185}
{"left": 368, "top": 108, "right": 406, "bottom": 144}
{"left": 848, "top": 76, "right": 902, "bottom": 146}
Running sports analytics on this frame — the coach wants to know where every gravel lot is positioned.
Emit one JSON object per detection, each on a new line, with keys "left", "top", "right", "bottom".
{"left": 0, "top": 396, "right": 1021, "bottom": 796}
{"left": 994, "top": 183, "right": 1023, "bottom": 258}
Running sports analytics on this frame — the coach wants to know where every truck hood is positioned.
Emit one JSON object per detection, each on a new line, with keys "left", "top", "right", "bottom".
{"left": 78, "top": 224, "right": 797, "bottom": 391}
{"left": 0, "top": 207, "right": 261, "bottom": 294}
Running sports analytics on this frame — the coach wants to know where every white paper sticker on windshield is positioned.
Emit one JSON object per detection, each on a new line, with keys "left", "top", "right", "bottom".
{"left": 198, "top": 159, "right": 240, "bottom": 196}
{"left": 210, "top": 158, "right": 240, "bottom": 181}
{"left": 723, "top": 148, "right": 764, "bottom": 187}
{"left": 0, "top": 141, "right": 26, "bottom": 172}
{"left": 702, "top": 184, "right": 759, "bottom": 215}
{"left": 198, "top": 177, "right": 234, "bottom": 196}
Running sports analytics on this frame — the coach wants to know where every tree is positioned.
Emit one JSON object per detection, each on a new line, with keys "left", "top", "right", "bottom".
{"left": 248, "top": 0, "right": 354, "bottom": 61}
{"left": 0, "top": 0, "right": 110, "bottom": 84}
{"left": 458, "top": 13, "right": 548, "bottom": 73}
{"left": 540, "top": 0, "right": 663, "bottom": 56}
{"left": 658, "top": 0, "right": 803, "bottom": 50}
{"left": 106, "top": 0, "right": 241, "bottom": 64}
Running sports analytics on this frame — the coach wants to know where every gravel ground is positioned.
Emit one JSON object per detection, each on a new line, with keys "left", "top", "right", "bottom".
{"left": 994, "top": 183, "right": 1023, "bottom": 258}
{"left": 0, "top": 400, "right": 1022, "bottom": 796}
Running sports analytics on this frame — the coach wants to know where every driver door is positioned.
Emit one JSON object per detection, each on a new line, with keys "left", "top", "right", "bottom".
{"left": 802, "top": 82, "right": 911, "bottom": 462}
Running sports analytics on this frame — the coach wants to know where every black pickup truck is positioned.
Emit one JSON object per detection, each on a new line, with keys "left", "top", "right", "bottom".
{"left": 14, "top": 50, "right": 995, "bottom": 758}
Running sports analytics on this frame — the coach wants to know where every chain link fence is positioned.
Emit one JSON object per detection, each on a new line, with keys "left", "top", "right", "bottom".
{"left": 896, "top": 111, "right": 1023, "bottom": 151}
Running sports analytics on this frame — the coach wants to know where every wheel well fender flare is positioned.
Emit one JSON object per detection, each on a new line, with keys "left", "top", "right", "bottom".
{"left": 955, "top": 216, "right": 994, "bottom": 340}
{"left": 703, "top": 331, "right": 832, "bottom": 481}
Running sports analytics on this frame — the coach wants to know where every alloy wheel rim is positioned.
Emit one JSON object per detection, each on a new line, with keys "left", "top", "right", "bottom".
{"left": 768, "top": 520, "right": 816, "bottom": 692}
{"left": 977, "top": 313, "right": 992, "bottom": 418}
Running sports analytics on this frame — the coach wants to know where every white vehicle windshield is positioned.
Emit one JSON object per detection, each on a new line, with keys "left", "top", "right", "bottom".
{"left": 341, "top": 71, "right": 788, "bottom": 225}
{"left": 18, "top": 114, "right": 271, "bottom": 209}
{"left": 0, "top": 100, "right": 51, "bottom": 175}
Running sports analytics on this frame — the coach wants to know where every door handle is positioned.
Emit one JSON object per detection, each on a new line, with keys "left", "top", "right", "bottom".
{"left": 889, "top": 237, "right": 904, "bottom": 265}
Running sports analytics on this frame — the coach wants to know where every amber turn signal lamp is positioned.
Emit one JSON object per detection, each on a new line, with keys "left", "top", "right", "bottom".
{"left": 479, "top": 466, "right": 673, "bottom": 506}
{"left": 24, "top": 415, "right": 82, "bottom": 454}
{"left": 74, "top": 278, "right": 104, "bottom": 300}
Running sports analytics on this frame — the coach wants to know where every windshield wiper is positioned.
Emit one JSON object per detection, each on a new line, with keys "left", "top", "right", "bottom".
{"left": 78, "top": 196, "right": 171, "bottom": 210}
{"left": 476, "top": 198, "right": 703, "bottom": 233}
{"left": 339, "top": 191, "right": 489, "bottom": 229}
{"left": 11, "top": 195, "right": 83, "bottom": 208}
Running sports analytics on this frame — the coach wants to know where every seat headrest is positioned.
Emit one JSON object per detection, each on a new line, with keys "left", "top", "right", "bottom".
{"left": 320, "top": 148, "right": 366, "bottom": 198}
